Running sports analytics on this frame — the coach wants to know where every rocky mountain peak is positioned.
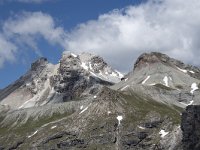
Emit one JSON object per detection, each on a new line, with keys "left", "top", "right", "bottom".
{"left": 59, "top": 52, "right": 80, "bottom": 75}
{"left": 1, "top": 51, "right": 199, "bottom": 150}
{"left": 78, "top": 53, "right": 108, "bottom": 73}
{"left": 133, "top": 52, "right": 171, "bottom": 70}
{"left": 78, "top": 52, "right": 94, "bottom": 62}
{"left": 133, "top": 52, "right": 200, "bottom": 80}
{"left": 79, "top": 52, "right": 108, "bottom": 74}
{"left": 31, "top": 57, "right": 48, "bottom": 71}
{"left": 59, "top": 52, "right": 123, "bottom": 83}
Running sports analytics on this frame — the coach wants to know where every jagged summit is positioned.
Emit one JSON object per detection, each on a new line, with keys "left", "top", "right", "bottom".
{"left": 61, "top": 51, "right": 123, "bottom": 83}
{"left": 0, "top": 51, "right": 123, "bottom": 110}
{"left": 31, "top": 57, "right": 48, "bottom": 71}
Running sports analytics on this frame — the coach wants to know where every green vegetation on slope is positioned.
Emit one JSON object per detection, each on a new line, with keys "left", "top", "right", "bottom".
{"left": 122, "top": 91, "right": 183, "bottom": 125}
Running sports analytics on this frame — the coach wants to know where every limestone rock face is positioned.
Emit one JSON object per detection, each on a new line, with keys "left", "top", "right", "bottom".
{"left": 113, "top": 52, "right": 200, "bottom": 107}
{"left": 134, "top": 52, "right": 200, "bottom": 79}
{"left": 0, "top": 52, "right": 122, "bottom": 109}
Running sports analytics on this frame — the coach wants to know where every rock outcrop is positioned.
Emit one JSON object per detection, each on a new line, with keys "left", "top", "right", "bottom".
{"left": 134, "top": 52, "right": 200, "bottom": 79}
{"left": 113, "top": 52, "right": 200, "bottom": 107}
{"left": 181, "top": 105, "right": 200, "bottom": 150}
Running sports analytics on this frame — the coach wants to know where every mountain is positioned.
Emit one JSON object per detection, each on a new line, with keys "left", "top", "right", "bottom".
{"left": 0, "top": 52, "right": 122, "bottom": 110}
{"left": 113, "top": 52, "right": 200, "bottom": 107}
{"left": 0, "top": 51, "right": 199, "bottom": 150}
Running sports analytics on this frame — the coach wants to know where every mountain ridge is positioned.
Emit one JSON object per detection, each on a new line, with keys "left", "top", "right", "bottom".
{"left": 0, "top": 51, "right": 199, "bottom": 150}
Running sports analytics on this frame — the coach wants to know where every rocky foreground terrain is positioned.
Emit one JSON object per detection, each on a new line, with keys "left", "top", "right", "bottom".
{"left": 0, "top": 52, "right": 200, "bottom": 150}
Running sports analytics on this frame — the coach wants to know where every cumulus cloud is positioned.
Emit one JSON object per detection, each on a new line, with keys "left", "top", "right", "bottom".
{"left": 3, "top": 12, "right": 66, "bottom": 47}
{"left": 64, "top": 0, "right": 200, "bottom": 72}
{"left": 0, "top": 11, "right": 66, "bottom": 67}
{"left": 0, "top": 35, "right": 17, "bottom": 67}
{"left": 1, "top": 11, "right": 66, "bottom": 57}
{"left": 1, "top": 0, "right": 200, "bottom": 72}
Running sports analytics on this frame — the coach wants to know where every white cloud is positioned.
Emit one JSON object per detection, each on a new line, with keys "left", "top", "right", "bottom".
{"left": 0, "top": 11, "right": 66, "bottom": 67}
{"left": 3, "top": 12, "right": 66, "bottom": 46}
{"left": 0, "top": 35, "right": 17, "bottom": 67}
{"left": 2, "top": 11, "right": 66, "bottom": 55}
{"left": 64, "top": 0, "right": 200, "bottom": 72}
{"left": 1, "top": 0, "right": 200, "bottom": 72}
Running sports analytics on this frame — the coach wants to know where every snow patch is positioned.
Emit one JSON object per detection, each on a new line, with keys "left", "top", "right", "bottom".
{"left": 163, "top": 76, "right": 169, "bottom": 87}
{"left": 81, "top": 62, "right": 89, "bottom": 70}
{"left": 51, "top": 125, "right": 57, "bottom": 129}
{"left": 28, "top": 130, "right": 38, "bottom": 138}
{"left": 79, "top": 107, "right": 88, "bottom": 114}
{"left": 71, "top": 53, "right": 77, "bottom": 57}
{"left": 142, "top": 76, "right": 150, "bottom": 84}
{"left": 189, "top": 70, "right": 195, "bottom": 74}
{"left": 159, "top": 129, "right": 169, "bottom": 138}
{"left": 89, "top": 62, "right": 93, "bottom": 70}
{"left": 80, "top": 105, "right": 83, "bottom": 110}
{"left": 121, "top": 85, "right": 130, "bottom": 91}
{"left": 26, "top": 82, "right": 31, "bottom": 86}
{"left": 179, "top": 101, "right": 193, "bottom": 106}
{"left": 190, "top": 83, "right": 198, "bottom": 94}
{"left": 149, "top": 83, "right": 156, "bottom": 86}
{"left": 94, "top": 95, "right": 97, "bottom": 99}
{"left": 89, "top": 71, "right": 98, "bottom": 77}
{"left": 115, "top": 70, "right": 124, "bottom": 78}
{"left": 177, "top": 67, "right": 187, "bottom": 73}
{"left": 188, "top": 100, "right": 194, "bottom": 105}
{"left": 117, "top": 115, "right": 123, "bottom": 125}
{"left": 179, "top": 102, "right": 188, "bottom": 106}
{"left": 111, "top": 71, "right": 118, "bottom": 77}
{"left": 79, "top": 104, "right": 91, "bottom": 114}
{"left": 108, "top": 111, "right": 111, "bottom": 114}
{"left": 138, "top": 126, "right": 145, "bottom": 130}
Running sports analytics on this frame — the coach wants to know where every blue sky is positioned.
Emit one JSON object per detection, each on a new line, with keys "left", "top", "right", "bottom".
{"left": 0, "top": 0, "right": 146, "bottom": 89}
{"left": 1, "top": 0, "right": 200, "bottom": 89}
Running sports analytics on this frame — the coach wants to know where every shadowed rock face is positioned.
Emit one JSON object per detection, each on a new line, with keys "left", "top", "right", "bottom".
{"left": 181, "top": 105, "right": 200, "bottom": 150}
{"left": 31, "top": 57, "right": 48, "bottom": 71}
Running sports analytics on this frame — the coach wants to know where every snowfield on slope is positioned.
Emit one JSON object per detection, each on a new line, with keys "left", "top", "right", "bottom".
{"left": 117, "top": 115, "right": 123, "bottom": 125}
{"left": 159, "top": 129, "right": 169, "bottom": 138}
{"left": 163, "top": 76, "right": 169, "bottom": 87}
{"left": 190, "top": 83, "right": 198, "bottom": 94}
{"left": 142, "top": 76, "right": 150, "bottom": 84}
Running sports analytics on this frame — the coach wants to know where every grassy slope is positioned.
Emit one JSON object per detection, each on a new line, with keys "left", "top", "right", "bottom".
{"left": 0, "top": 89, "right": 183, "bottom": 149}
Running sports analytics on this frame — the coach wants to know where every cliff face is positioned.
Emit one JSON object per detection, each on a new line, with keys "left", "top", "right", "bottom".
{"left": 181, "top": 105, "right": 200, "bottom": 150}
